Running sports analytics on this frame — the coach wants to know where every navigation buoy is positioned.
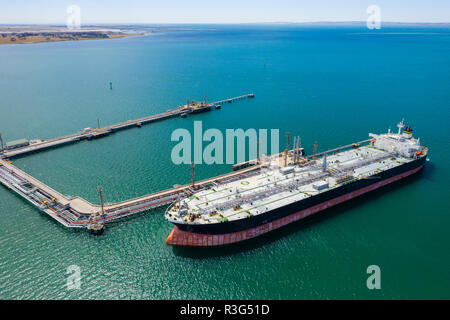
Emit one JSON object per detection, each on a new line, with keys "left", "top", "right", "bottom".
{"left": 109, "top": 82, "right": 113, "bottom": 90}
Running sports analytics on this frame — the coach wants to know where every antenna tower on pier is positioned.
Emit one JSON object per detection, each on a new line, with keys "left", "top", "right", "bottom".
{"left": 313, "top": 142, "right": 318, "bottom": 160}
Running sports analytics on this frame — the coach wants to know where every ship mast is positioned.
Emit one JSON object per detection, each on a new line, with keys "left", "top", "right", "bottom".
{"left": 190, "top": 162, "right": 196, "bottom": 189}
{"left": 257, "top": 139, "right": 261, "bottom": 164}
{"left": 284, "top": 132, "right": 290, "bottom": 167}
{"left": 397, "top": 119, "right": 404, "bottom": 140}
{"left": 293, "top": 136, "right": 297, "bottom": 163}
{"left": 296, "top": 136, "right": 301, "bottom": 163}
{"left": 322, "top": 153, "right": 327, "bottom": 172}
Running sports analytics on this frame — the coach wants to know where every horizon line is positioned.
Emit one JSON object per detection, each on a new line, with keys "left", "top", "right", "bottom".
{"left": 1, "top": 21, "right": 450, "bottom": 26}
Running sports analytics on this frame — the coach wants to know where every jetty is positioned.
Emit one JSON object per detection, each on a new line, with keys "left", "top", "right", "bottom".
{"left": 0, "top": 156, "right": 262, "bottom": 228}
{"left": 212, "top": 93, "right": 254, "bottom": 105}
{"left": 0, "top": 94, "right": 257, "bottom": 231}
{"left": 1, "top": 93, "right": 255, "bottom": 159}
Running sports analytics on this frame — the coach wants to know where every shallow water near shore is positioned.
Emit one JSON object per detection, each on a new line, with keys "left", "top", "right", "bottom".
{"left": 0, "top": 24, "right": 449, "bottom": 299}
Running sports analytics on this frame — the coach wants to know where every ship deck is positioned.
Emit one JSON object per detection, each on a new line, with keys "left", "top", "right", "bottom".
{"left": 166, "top": 145, "right": 415, "bottom": 225}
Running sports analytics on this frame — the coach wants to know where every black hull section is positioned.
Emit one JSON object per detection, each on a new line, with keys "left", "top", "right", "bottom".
{"left": 191, "top": 106, "right": 212, "bottom": 114}
{"left": 173, "top": 155, "right": 426, "bottom": 234}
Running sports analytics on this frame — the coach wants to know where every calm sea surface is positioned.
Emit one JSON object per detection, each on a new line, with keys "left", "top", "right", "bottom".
{"left": 0, "top": 24, "right": 449, "bottom": 299}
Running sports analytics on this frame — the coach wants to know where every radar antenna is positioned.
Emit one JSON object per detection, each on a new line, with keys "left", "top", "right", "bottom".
{"left": 397, "top": 118, "right": 405, "bottom": 139}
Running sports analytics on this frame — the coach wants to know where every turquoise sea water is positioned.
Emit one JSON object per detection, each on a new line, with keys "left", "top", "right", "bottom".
{"left": 0, "top": 24, "right": 449, "bottom": 299}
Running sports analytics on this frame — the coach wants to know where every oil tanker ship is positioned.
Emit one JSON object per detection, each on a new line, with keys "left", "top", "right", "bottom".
{"left": 165, "top": 121, "right": 427, "bottom": 246}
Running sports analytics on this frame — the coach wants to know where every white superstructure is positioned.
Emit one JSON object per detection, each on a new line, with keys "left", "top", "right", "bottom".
{"left": 369, "top": 120, "right": 422, "bottom": 158}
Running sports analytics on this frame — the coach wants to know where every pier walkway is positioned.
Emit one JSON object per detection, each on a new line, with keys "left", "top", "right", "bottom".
{"left": 0, "top": 157, "right": 261, "bottom": 228}
{"left": 0, "top": 93, "right": 255, "bottom": 159}
{"left": 212, "top": 93, "right": 254, "bottom": 105}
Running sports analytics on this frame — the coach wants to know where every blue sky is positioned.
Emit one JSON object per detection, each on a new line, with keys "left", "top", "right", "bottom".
{"left": 0, "top": 0, "right": 449, "bottom": 24}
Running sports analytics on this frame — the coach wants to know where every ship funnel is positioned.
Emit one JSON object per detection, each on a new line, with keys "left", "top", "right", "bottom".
{"left": 402, "top": 125, "right": 414, "bottom": 139}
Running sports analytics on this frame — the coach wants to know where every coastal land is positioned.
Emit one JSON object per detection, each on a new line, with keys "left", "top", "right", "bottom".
{"left": 0, "top": 25, "right": 144, "bottom": 45}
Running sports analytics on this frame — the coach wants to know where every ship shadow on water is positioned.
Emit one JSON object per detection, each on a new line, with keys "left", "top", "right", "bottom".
{"left": 172, "top": 169, "right": 427, "bottom": 259}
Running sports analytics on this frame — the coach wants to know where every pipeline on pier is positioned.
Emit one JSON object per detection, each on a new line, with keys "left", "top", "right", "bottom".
{"left": 0, "top": 93, "right": 255, "bottom": 159}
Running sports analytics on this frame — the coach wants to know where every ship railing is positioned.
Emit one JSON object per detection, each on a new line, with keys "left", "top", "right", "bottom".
{"left": 336, "top": 152, "right": 394, "bottom": 174}
{"left": 199, "top": 170, "right": 331, "bottom": 215}
{"left": 199, "top": 151, "right": 395, "bottom": 216}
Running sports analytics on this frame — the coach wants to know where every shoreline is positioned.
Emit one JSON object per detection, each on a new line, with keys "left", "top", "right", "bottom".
{"left": 0, "top": 25, "right": 150, "bottom": 45}
{"left": 0, "top": 33, "right": 141, "bottom": 45}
